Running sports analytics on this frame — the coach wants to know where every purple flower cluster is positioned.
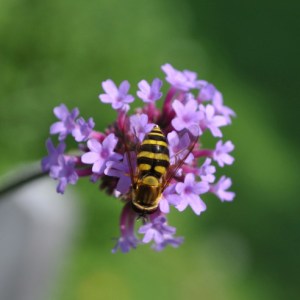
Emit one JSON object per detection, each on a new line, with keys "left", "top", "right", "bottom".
{"left": 42, "top": 63, "right": 236, "bottom": 253}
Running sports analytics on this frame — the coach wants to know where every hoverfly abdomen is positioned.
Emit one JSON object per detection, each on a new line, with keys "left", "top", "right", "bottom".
{"left": 137, "top": 125, "right": 170, "bottom": 179}
{"left": 132, "top": 125, "right": 170, "bottom": 214}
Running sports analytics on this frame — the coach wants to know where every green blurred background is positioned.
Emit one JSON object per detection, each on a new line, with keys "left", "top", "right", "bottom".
{"left": 0, "top": 0, "right": 299, "bottom": 299}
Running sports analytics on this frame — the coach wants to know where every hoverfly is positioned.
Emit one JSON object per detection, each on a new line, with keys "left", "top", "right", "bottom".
{"left": 118, "top": 119, "right": 199, "bottom": 215}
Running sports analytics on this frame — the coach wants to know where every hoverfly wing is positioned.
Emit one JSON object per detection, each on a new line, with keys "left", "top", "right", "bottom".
{"left": 117, "top": 113, "right": 138, "bottom": 187}
{"left": 130, "top": 125, "right": 144, "bottom": 155}
{"left": 162, "top": 125, "right": 200, "bottom": 190}
{"left": 169, "top": 131, "right": 193, "bottom": 165}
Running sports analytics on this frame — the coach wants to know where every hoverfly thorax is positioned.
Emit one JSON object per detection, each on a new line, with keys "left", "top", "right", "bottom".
{"left": 131, "top": 125, "right": 170, "bottom": 214}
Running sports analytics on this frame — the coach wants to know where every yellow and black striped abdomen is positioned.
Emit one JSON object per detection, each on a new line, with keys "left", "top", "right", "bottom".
{"left": 137, "top": 125, "right": 170, "bottom": 179}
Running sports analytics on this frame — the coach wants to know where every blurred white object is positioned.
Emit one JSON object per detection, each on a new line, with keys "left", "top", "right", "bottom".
{"left": 0, "top": 176, "right": 78, "bottom": 300}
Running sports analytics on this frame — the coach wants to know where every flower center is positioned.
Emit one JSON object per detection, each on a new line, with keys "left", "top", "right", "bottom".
{"left": 182, "top": 114, "right": 190, "bottom": 123}
{"left": 101, "top": 149, "right": 109, "bottom": 159}
{"left": 184, "top": 185, "right": 193, "bottom": 194}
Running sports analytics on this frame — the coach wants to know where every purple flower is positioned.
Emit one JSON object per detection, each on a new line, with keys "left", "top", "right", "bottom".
{"left": 50, "top": 104, "right": 79, "bottom": 141}
{"left": 198, "top": 158, "right": 216, "bottom": 183}
{"left": 43, "top": 63, "right": 236, "bottom": 253}
{"left": 212, "top": 91, "right": 236, "bottom": 124}
{"left": 172, "top": 99, "right": 202, "bottom": 133}
{"left": 199, "top": 104, "right": 227, "bottom": 137}
{"left": 138, "top": 215, "right": 183, "bottom": 251}
{"left": 198, "top": 82, "right": 217, "bottom": 102}
{"left": 99, "top": 79, "right": 134, "bottom": 110}
{"left": 153, "top": 235, "right": 184, "bottom": 251}
{"left": 129, "top": 114, "right": 155, "bottom": 142}
{"left": 112, "top": 236, "right": 139, "bottom": 253}
{"left": 81, "top": 134, "right": 122, "bottom": 174}
{"left": 211, "top": 176, "right": 235, "bottom": 202}
{"left": 49, "top": 156, "right": 78, "bottom": 194}
{"left": 183, "top": 70, "right": 199, "bottom": 87}
{"left": 112, "top": 202, "right": 139, "bottom": 253}
{"left": 137, "top": 78, "right": 163, "bottom": 103}
{"left": 167, "top": 130, "right": 194, "bottom": 165}
{"left": 72, "top": 117, "right": 95, "bottom": 142}
{"left": 161, "top": 63, "right": 198, "bottom": 91}
{"left": 105, "top": 152, "right": 136, "bottom": 194}
{"left": 175, "top": 174, "right": 209, "bottom": 215}
{"left": 159, "top": 184, "right": 182, "bottom": 214}
{"left": 41, "top": 138, "right": 66, "bottom": 172}
{"left": 213, "top": 140, "right": 235, "bottom": 167}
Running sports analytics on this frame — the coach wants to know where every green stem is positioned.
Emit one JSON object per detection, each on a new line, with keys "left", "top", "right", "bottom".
{"left": 0, "top": 162, "right": 47, "bottom": 198}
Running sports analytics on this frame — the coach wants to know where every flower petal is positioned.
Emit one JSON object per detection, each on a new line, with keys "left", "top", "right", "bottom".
{"left": 81, "top": 152, "right": 99, "bottom": 164}
{"left": 188, "top": 194, "right": 206, "bottom": 215}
